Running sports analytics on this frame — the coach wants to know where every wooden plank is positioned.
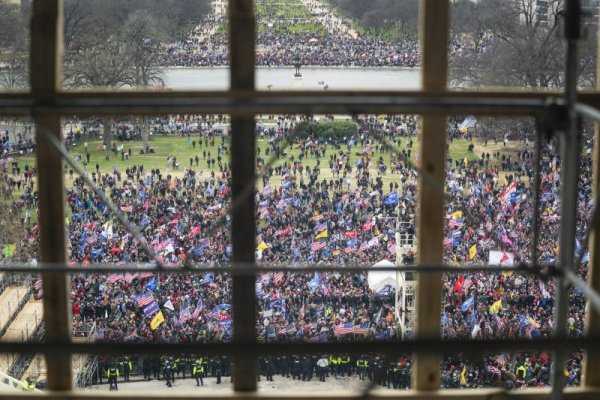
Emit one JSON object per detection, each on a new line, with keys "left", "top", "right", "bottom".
{"left": 584, "top": 23, "right": 600, "bottom": 389}
{"left": 229, "top": 0, "right": 257, "bottom": 392}
{"left": 583, "top": 3, "right": 600, "bottom": 388}
{"left": 30, "top": 0, "right": 72, "bottom": 391}
{"left": 0, "top": 387, "right": 597, "bottom": 400}
{"left": 412, "top": 0, "right": 449, "bottom": 391}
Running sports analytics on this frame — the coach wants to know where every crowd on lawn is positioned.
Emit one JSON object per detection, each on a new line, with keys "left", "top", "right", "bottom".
{"left": 1, "top": 113, "right": 591, "bottom": 389}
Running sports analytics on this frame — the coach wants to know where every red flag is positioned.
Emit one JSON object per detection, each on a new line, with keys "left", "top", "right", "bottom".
{"left": 453, "top": 275, "right": 464, "bottom": 293}
{"left": 189, "top": 226, "right": 201, "bottom": 238}
{"left": 361, "top": 221, "right": 373, "bottom": 232}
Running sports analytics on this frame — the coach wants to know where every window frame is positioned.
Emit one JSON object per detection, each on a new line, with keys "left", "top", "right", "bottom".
{"left": 0, "top": 0, "right": 598, "bottom": 398}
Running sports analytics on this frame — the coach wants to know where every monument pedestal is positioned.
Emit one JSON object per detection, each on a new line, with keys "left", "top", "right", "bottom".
{"left": 292, "top": 75, "right": 304, "bottom": 90}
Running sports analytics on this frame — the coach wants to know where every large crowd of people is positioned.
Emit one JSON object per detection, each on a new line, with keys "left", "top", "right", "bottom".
{"left": 0, "top": 112, "right": 592, "bottom": 390}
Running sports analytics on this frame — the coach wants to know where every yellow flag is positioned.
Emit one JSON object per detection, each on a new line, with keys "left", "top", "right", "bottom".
{"left": 257, "top": 241, "right": 268, "bottom": 251}
{"left": 469, "top": 244, "right": 477, "bottom": 260}
{"left": 460, "top": 365, "right": 467, "bottom": 385}
{"left": 150, "top": 311, "right": 165, "bottom": 330}
{"left": 315, "top": 229, "right": 328, "bottom": 240}
{"left": 3, "top": 244, "right": 15, "bottom": 258}
{"left": 452, "top": 211, "right": 463, "bottom": 219}
{"left": 489, "top": 299, "right": 502, "bottom": 314}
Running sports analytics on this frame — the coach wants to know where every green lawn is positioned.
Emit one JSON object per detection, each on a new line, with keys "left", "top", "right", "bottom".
{"left": 14, "top": 133, "right": 481, "bottom": 189}
{"left": 4, "top": 129, "right": 510, "bottom": 226}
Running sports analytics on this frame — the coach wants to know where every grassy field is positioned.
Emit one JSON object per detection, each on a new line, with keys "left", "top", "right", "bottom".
{"left": 4, "top": 129, "right": 519, "bottom": 228}
{"left": 12, "top": 132, "right": 488, "bottom": 188}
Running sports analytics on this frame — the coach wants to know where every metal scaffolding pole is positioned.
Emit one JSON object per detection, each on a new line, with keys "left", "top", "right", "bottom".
{"left": 552, "top": 1, "right": 582, "bottom": 399}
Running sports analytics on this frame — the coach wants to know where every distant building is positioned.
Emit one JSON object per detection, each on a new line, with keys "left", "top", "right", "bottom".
{"left": 453, "top": 0, "right": 599, "bottom": 27}
{"left": 532, "top": 0, "right": 598, "bottom": 27}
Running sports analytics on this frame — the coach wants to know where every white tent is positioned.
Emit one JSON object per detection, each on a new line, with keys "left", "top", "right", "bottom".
{"left": 368, "top": 259, "right": 396, "bottom": 293}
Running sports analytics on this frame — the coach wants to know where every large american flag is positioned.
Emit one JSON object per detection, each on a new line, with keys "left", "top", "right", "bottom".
{"left": 273, "top": 272, "right": 284, "bottom": 285}
{"left": 353, "top": 322, "right": 370, "bottom": 335}
{"left": 334, "top": 322, "right": 354, "bottom": 336}
{"left": 310, "top": 242, "right": 326, "bottom": 253}
{"left": 124, "top": 272, "right": 139, "bottom": 284}
{"left": 137, "top": 293, "right": 155, "bottom": 308}
{"left": 107, "top": 273, "right": 123, "bottom": 284}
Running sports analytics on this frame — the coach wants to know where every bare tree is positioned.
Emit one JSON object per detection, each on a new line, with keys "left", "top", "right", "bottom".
{"left": 450, "top": 0, "right": 596, "bottom": 89}
{"left": 0, "top": 58, "right": 27, "bottom": 90}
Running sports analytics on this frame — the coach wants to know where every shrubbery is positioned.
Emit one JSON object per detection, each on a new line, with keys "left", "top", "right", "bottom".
{"left": 293, "top": 120, "right": 358, "bottom": 140}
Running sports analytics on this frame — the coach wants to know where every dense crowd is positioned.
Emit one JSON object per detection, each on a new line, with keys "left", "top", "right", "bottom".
{"left": 159, "top": 22, "right": 422, "bottom": 68}
{"left": 156, "top": 1, "right": 493, "bottom": 69}
{"left": 1, "top": 113, "right": 592, "bottom": 389}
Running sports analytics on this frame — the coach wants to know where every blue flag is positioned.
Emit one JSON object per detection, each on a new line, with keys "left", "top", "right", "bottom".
{"left": 461, "top": 295, "right": 475, "bottom": 313}
{"left": 199, "top": 273, "right": 214, "bottom": 285}
{"left": 143, "top": 301, "right": 159, "bottom": 318}
{"left": 383, "top": 192, "right": 399, "bottom": 205}
{"left": 91, "top": 248, "right": 103, "bottom": 260}
{"left": 146, "top": 277, "right": 157, "bottom": 291}
{"left": 308, "top": 272, "right": 322, "bottom": 291}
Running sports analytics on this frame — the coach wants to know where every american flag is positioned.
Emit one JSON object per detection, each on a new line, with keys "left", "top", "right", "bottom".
{"left": 107, "top": 273, "right": 123, "bottom": 284}
{"left": 278, "top": 323, "right": 296, "bottom": 335}
{"left": 299, "top": 304, "right": 305, "bottom": 316}
{"left": 345, "top": 246, "right": 356, "bottom": 254}
{"left": 353, "top": 322, "right": 370, "bottom": 335}
{"left": 95, "top": 328, "right": 105, "bottom": 340}
{"left": 124, "top": 329, "right": 138, "bottom": 341}
{"left": 443, "top": 237, "right": 453, "bottom": 247}
{"left": 487, "top": 365, "right": 501, "bottom": 377}
{"left": 307, "top": 334, "right": 322, "bottom": 343}
{"left": 314, "top": 222, "right": 327, "bottom": 232}
{"left": 334, "top": 322, "right": 354, "bottom": 336}
{"left": 34, "top": 279, "right": 42, "bottom": 291}
{"left": 274, "top": 225, "right": 291, "bottom": 237}
{"left": 192, "top": 298, "right": 203, "bottom": 320}
{"left": 139, "top": 272, "right": 154, "bottom": 279}
{"left": 358, "top": 241, "right": 369, "bottom": 252}
{"left": 387, "top": 241, "right": 396, "bottom": 256}
{"left": 273, "top": 272, "right": 284, "bottom": 285}
{"left": 124, "top": 272, "right": 139, "bottom": 284}
{"left": 495, "top": 314, "right": 505, "bottom": 331}
{"left": 310, "top": 242, "right": 326, "bottom": 253}
{"left": 179, "top": 307, "right": 192, "bottom": 324}
{"left": 137, "top": 293, "right": 155, "bottom": 308}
